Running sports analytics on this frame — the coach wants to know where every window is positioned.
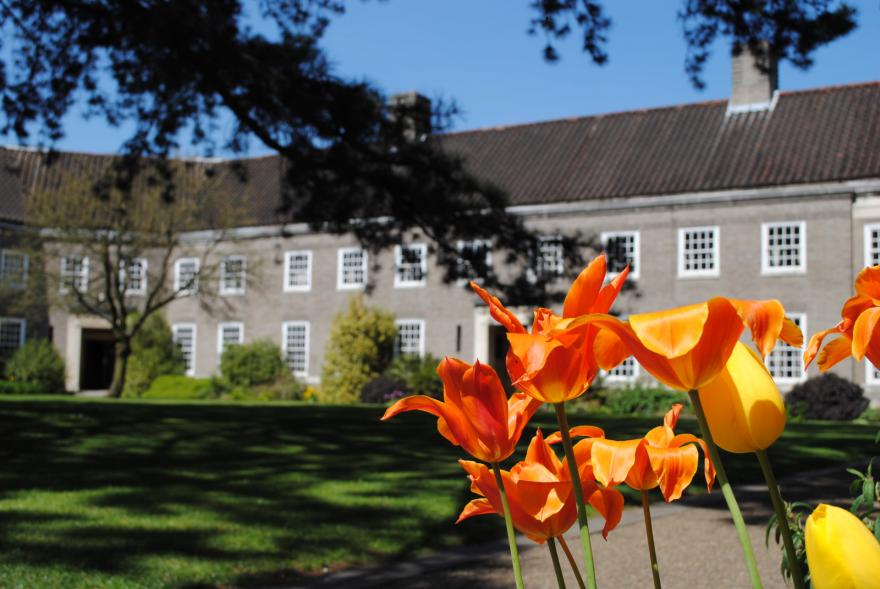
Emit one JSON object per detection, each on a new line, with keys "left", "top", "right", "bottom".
{"left": 220, "top": 255, "right": 246, "bottom": 295}
{"left": 395, "top": 319, "right": 425, "bottom": 357}
{"left": 865, "top": 362, "right": 880, "bottom": 387}
{"left": 0, "top": 250, "right": 28, "bottom": 288}
{"left": 606, "top": 357, "right": 639, "bottom": 382}
{"left": 0, "top": 318, "right": 25, "bottom": 362}
{"left": 601, "top": 231, "right": 640, "bottom": 280}
{"left": 60, "top": 255, "right": 89, "bottom": 293}
{"left": 217, "top": 322, "right": 244, "bottom": 358}
{"left": 174, "top": 258, "right": 200, "bottom": 296}
{"left": 765, "top": 313, "right": 806, "bottom": 382}
{"left": 394, "top": 243, "right": 427, "bottom": 287}
{"left": 121, "top": 258, "right": 147, "bottom": 295}
{"left": 864, "top": 223, "right": 880, "bottom": 267}
{"left": 282, "top": 321, "right": 310, "bottom": 377}
{"left": 762, "top": 221, "right": 806, "bottom": 275}
{"left": 284, "top": 250, "right": 312, "bottom": 292}
{"left": 535, "top": 235, "right": 564, "bottom": 279}
{"left": 337, "top": 247, "right": 367, "bottom": 289}
{"left": 172, "top": 324, "right": 197, "bottom": 376}
{"left": 456, "top": 239, "right": 492, "bottom": 281}
{"left": 678, "top": 226, "right": 719, "bottom": 278}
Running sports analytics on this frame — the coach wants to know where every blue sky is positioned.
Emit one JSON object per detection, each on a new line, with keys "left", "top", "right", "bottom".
{"left": 51, "top": 0, "right": 880, "bottom": 156}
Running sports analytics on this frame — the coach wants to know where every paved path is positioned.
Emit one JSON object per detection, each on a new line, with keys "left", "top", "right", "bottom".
{"left": 292, "top": 463, "right": 859, "bottom": 589}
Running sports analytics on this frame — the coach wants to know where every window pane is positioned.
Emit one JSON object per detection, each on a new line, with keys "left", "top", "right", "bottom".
{"left": 766, "top": 223, "right": 803, "bottom": 269}
{"left": 284, "top": 323, "right": 309, "bottom": 375}
{"left": 341, "top": 249, "right": 366, "bottom": 286}
{"left": 173, "top": 326, "right": 195, "bottom": 375}
{"left": 0, "top": 250, "right": 28, "bottom": 288}
{"left": 536, "top": 236, "right": 563, "bottom": 278}
{"left": 286, "top": 252, "right": 311, "bottom": 289}
{"left": 766, "top": 314, "right": 805, "bottom": 381}
{"left": 0, "top": 319, "right": 24, "bottom": 362}
{"left": 456, "top": 240, "right": 491, "bottom": 280}
{"left": 682, "top": 229, "right": 717, "bottom": 273}
{"left": 604, "top": 232, "right": 637, "bottom": 275}
{"left": 396, "top": 245, "right": 426, "bottom": 285}
{"left": 395, "top": 320, "right": 423, "bottom": 357}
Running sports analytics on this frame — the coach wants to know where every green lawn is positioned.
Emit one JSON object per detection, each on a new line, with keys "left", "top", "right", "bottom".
{"left": 0, "top": 396, "right": 876, "bottom": 589}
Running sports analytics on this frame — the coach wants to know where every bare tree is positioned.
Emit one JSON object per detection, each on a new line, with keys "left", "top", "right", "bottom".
{"left": 24, "top": 162, "right": 243, "bottom": 397}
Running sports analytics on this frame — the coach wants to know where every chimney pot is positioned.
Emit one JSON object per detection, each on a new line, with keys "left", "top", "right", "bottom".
{"left": 389, "top": 92, "right": 432, "bottom": 141}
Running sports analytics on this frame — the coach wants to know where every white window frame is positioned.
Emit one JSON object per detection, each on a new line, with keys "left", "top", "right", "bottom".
{"left": 864, "top": 223, "right": 880, "bottom": 268}
{"left": 865, "top": 361, "right": 880, "bottom": 387}
{"left": 0, "top": 249, "right": 29, "bottom": 289}
{"left": 220, "top": 255, "right": 247, "bottom": 296}
{"left": 534, "top": 234, "right": 564, "bottom": 280}
{"left": 455, "top": 239, "right": 493, "bottom": 283}
{"left": 765, "top": 313, "right": 807, "bottom": 384}
{"left": 605, "top": 356, "right": 640, "bottom": 383}
{"left": 677, "top": 226, "right": 720, "bottom": 278}
{"left": 60, "top": 255, "right": 89, "bottom": 293}
{"left": 283, "top": 250, "right": 313, "bottom": 292}
{"left": 281, "top": 321, "right": 310, "bottom": 378}
{"left": 172, "top": 323, "right": 197, "bottom": 377}
{"left": 761, "top": 221, "right": 806, "bottom": 275}
{"left": 600, "top": 230, "right": 640, "bottom": 281}
{"left": 337, "top": 247, "right": 368, "bottom": 290}
{"left": 394, "top": 243, "right": 428, "bottom": 288}
{"left": 174, "top": 257, "right": 200, "bottom": 296}
{"left": 120, "top": 257, "right": 148, "bottom": 296}
{"left": 0, "top": 317, "right": 26, "bottom": 355}
{"left": 216, "top": 322, "right": 244, "bottom": 359}
{"left": 395, "top": 319, "right": 426, "bottom": 358}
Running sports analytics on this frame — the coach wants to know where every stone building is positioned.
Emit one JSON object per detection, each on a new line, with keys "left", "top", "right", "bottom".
{"left": 1, "top": 52, "right": 880, "bottom": 402}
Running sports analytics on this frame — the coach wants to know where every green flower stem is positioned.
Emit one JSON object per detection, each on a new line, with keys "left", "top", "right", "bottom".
{"left": 640, "top": 490, "right": 662, "bottom": 589}
{"left": 554, "top": 402, "right": 598, "bottom": 589}
{"left": 549, "top": 537, "right": 568, "bottom": 589}
{"left": 756, "top": 449, "right": 806, "bottom": 589}
{"left": 492, "top": 461, "right": 525, "bottom": 589}
{"left": 687, "top": 390, "right": 763, "bottom": 589}
{"left": 559, "top": 535, "right": 587, "bottom": 589}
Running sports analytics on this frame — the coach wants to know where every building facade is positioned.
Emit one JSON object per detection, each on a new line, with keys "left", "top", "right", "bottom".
{"left": 2, "top": 53, "right": 880, "bottom": 402}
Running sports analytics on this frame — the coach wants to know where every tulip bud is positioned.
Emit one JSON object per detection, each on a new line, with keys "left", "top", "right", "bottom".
{"left": 805, "top": 503, "right": 880, "bottom": 589}
{"left": 697, "top": 342, "right": 786, "bottom": 453}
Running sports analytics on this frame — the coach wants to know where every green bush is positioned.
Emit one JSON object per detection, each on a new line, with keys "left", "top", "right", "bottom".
{"left": 0, "top": 380, "right": 47, "bottom": 395}
{"left": 603, "top": 385, "right": 685, "bottom": 416}
{"left": 320, "top": 295, "right": 397, "bottom": 404}
{"left": 123, "top": 313, "right": 185, "bottom": 398}
{"left": 786, "top": 374, "right": 869, "bottom": 421}
{"left": 220, "top": 340, "right": 286, "bottom": 387}
{"left": 4, "top": 339, "right": 66, "bottom": 393}
{"left": 143, "top": 375, "right": 215, "bottom": 399}
{"left": 225, "top": 373, "right": 308, "bottom": 402}
{"left": 384, "top": 353, "right": 443, "bottom": 398}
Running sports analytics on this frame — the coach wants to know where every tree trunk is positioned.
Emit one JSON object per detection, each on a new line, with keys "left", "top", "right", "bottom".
{"left": 108, "top": 340, "right": 131, "bottom": 398}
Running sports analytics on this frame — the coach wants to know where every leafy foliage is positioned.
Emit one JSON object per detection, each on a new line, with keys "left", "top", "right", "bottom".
{"left": 143, "top": 375, "right": 216, "bottom": 400}
{"left": 765, "top": 501, "right": 811, "bottom": 585}
{"left": 123, "top": 313, "right": 186, "bottom": 398}
{"left": 4, "top": 339, "right": 66, "bottom": 393}
{"left": 0, "top": 380, "right": 48, "bottom": 395}
{"left": 847, "top": 459, "right": 880, "bottom": 541}
{"left": 384, "top": 353, "right": 444, "bottom": 399}
{"left": 785, "top": 374, "right": 870, "bottom": 421}
{"left": 602, "top": 386, "right": 685, "bottom": 416}
{"left": 360, "top": 375, "right": 407, "bottom": 404}
{"left": 220, "top": 340, "right": 286, "bottom": 388}
{"left": 320, "top": 295, "right": 396, "bottom": 404}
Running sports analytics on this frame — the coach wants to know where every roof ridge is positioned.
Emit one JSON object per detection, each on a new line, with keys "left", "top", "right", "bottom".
{"left": 443, "top": 80, "right": 880, "bottom": 138}
{"left": 0, "top": 144, "right": 280, "bottom": 164}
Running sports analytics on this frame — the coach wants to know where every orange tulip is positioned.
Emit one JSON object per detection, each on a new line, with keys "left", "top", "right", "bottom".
{"left": 570, "top": 297, "right": 803, "bottom": 391}
{"left": 470, "top": 254, "right": 630, "bottom": 403}
{"left": 457, "top": 429, "right": 624, "bottom": 542}
{"left": 805, "top": 265, "right": 880, "bottom": 371}
{"left": 382, "top": 357, "right": 542, "bottom": 463}
{"left": 589, "top": 404, "right": 715, "bottom": 501}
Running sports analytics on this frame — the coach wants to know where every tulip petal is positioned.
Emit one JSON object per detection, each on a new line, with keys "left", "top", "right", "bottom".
{"left": 590, "top": 438, "right": 641, "bottom": 487}
{"left": 459, "top": 361, "right": 509, "bottom": 456}
{"left": 456, "top": 498, "right": 497, "bottom": 523}
{"left": 664, "top": 403, "right": 683, "bottom": 430}
{"left": 805, "top": 503, "right": 880, "bottom": 589}
{"left": 585, "top": 485, "right": 625, "bottom": 539}
{"left": 645, "top": 445, "right": 699, "bottom": 502}
{"left": 669, "top": 433, "right": 715, "bottom": 491}
{"left": 593, "top": 265, "right": 630, "bottom": 314}
{"left": 593, "top": 328, "right": 631, "bottom": 371}
{"left": 854, "top": 266, "right": 880, "bottom": 303}
{"left": 545, "top": 425, "right": 605, "bottom": 444}
{"left": 730, "top": 298, "right": 787, "bottom": 358}
{"left": 779, "top": 316, "right": 804, "bottom": 348}
{"left": 816, "top": 335, "right": 854, "bottom": 372}
{"left": 507, "top": 392, "right": 544, "bottom": 443}
{"left": 470, "top": 282, "right": 526, "bottom": 334}
{"left": 852, "top": 307, "right": 880, "bottom": 361}
{"left": 804, "top": 326, "right": 844, "bottom": 369}
{"left": 525, "top": 430, "right": 563, "bottom": 474}
{"left": 563, "top": 255, "right": 606, "bottom": 318}
{"left": 629, "top": 302, "right": 710, "bottom": 358}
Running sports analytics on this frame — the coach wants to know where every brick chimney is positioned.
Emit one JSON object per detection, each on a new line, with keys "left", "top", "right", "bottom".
{"left": 389, "top": 92, "right": 432, "bottom": 142}
{"left": 729, "top": 42, "right": 778, "bottom": 112}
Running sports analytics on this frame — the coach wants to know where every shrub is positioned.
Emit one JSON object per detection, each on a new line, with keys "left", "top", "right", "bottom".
{"left": 0, "top": 380, "right": 48, "bottom": 395}
{"left": 785, "top": 373, "right": 869, "bottom": 421}
{"left": 220, "top": 340, "right": 285, "bottom": 387}
{"left": 384, "top": 353, "right": 443, "bottom": 398}
{"left": 4, "top": 339, "right": 66, "bottom": 393}
{"left": 225, "top": 373, "right": 308, "bottom": 402}
{"left": 143, "top": 375, "right": 215, "bottom": 399}
{"left": 123, "top": 313, "right": 185, "bottom": 398}
{"left": 320, "top": 295, "right": 397, "bottom": 404}
{"left": 361, "top": 375, "right": 408, "bottom": 404}
{"left": 603, "top": 385, "right": 685, "bottom": 416}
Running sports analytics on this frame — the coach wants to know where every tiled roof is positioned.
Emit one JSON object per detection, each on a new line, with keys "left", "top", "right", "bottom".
{"left": 1, "top": 82, "right": 879, "bottom": 225}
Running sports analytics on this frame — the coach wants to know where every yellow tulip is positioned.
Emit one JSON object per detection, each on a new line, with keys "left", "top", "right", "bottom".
{"left": 805, "top": 504, "right": 880, "bottom": 589}
{"left": 697, "top": 342, "right": 786, "bottom": 453}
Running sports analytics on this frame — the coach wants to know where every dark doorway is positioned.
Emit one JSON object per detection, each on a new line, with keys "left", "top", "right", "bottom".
{"left": 80, "top": 329, "right": 115, "bottom": 390}
{"left": 487, "top": 324, "right": 514, "bottom": 393}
